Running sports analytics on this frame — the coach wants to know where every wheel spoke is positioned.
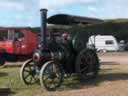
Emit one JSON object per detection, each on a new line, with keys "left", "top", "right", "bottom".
{"left": 24, "top": 69, "right": 30, "bottom": 72}
{"left": 44, "top": 75, "right": 49, "bottom": 81}
{"left": 24, "top": 73, "right": 30, "bottom": 79}
{"left": 28, "top": 65, "right": 33, "bottom": 70}
{"left": 52, "top": 64, "right": 54, "bottom": 72}
{"left": 30, "top": 76, "right": 33, "bottom": 83}
{"left": 80, "top": 67, "right": 87, "bottom": 73}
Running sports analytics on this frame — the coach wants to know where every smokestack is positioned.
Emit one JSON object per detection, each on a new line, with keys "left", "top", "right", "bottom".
{"left": 40, "top": 9, "right": 48, "bottom": 50}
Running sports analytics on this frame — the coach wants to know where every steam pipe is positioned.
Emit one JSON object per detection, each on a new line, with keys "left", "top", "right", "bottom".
{"left": 40, "top": 9, "right": 48, "bottom": 50}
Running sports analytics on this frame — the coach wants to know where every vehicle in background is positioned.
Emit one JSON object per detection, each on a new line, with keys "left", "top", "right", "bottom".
{"left": 118, "top": 40, "right": 125, "bottom": 51}
{"left": 124, "top": 43, "right": 128, "bottom": 51}
{"left": 0, "top": 27, "right": 38, "bottom": 65}
{"left": 87, "top": 35, "right": 119, "bottom": 52}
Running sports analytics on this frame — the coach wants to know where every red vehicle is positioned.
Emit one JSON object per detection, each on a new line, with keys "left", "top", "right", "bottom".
{"left": 0, "top": 27, "right": 38, "bottom": 65}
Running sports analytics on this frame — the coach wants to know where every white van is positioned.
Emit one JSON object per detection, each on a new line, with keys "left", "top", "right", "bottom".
{"left": 87, "top": 35, "right": 119, "bottom": 52}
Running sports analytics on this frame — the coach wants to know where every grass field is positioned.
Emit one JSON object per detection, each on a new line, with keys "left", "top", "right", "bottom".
{"left": 0, "top": 63, "right": 128, "bottom": 96}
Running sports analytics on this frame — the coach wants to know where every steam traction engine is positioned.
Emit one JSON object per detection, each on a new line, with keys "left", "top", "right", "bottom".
{"left": 20, "top": 9, "right": 102, "bottom": 91}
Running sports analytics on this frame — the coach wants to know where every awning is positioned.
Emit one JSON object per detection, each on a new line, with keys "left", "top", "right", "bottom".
{"left": 47, "top": 14, "right": 104, "bottom": 25}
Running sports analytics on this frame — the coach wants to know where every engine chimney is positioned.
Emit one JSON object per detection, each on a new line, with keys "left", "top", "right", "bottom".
{"left": 40, "top": 9, "right": 48, "bottom": 50}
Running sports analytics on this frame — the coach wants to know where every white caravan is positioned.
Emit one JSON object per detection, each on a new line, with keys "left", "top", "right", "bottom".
{"left": 87, "top": 35, "right": 119, "bottom": 52}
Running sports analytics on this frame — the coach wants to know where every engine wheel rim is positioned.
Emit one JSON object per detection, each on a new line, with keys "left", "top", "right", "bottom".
{"left": 20, "top": 59, "right": 38, "bottom": 85}
{"left": 40, "top": 61, "right": 63, "bottom": 91}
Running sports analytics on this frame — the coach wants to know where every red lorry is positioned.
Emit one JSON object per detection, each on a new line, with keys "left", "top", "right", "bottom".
{"left": 0, "top": 27, "right": 38, "bottom": 65}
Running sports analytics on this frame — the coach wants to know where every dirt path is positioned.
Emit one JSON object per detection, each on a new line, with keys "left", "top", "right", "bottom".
{"left": 99, "top": 52, "right": 128, "bottom": 65}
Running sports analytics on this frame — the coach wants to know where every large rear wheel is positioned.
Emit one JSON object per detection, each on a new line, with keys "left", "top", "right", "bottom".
{"left": 40, "top": 61, "right": 64, "bottom": 91}
{"left": 75, "top": 49, "right": 100, "bottom": 81}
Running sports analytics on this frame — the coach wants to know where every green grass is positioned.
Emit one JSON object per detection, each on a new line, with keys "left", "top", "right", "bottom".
{"left": 0, "top": 67, "right": 42, "bottom": 96}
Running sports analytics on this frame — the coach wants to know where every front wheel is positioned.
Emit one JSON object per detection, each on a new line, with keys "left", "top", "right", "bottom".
{"left": 40, "top": 61, "right": 64, "bottom": 91}
{"left": 20, "top": 59, "right": 38, "bottom": 85}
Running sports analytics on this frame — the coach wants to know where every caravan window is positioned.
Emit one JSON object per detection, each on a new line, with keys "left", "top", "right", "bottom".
{"left": 105, "top": 40, "right": 114, "bottom": 45}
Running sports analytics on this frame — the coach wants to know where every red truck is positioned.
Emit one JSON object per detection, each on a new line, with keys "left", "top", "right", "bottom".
{"left": 0, "top": 27, "right": 38, "bottom": 65}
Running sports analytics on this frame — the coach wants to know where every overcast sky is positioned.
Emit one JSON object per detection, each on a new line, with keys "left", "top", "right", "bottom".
{"left": 0, "top": 0, "right": 128, "bottom": 27}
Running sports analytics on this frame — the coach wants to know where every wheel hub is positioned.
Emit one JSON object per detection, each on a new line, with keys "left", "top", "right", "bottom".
{"left": 49, "top": 73, "right": 57, "bottom": 79}
{"left": 29, "top": 70, "right": 36, "bottom": 76}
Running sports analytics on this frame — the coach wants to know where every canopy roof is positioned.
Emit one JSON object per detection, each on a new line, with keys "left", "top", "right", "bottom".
{"left": 47, "top": 14, "right": 104, "bottom": 25}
